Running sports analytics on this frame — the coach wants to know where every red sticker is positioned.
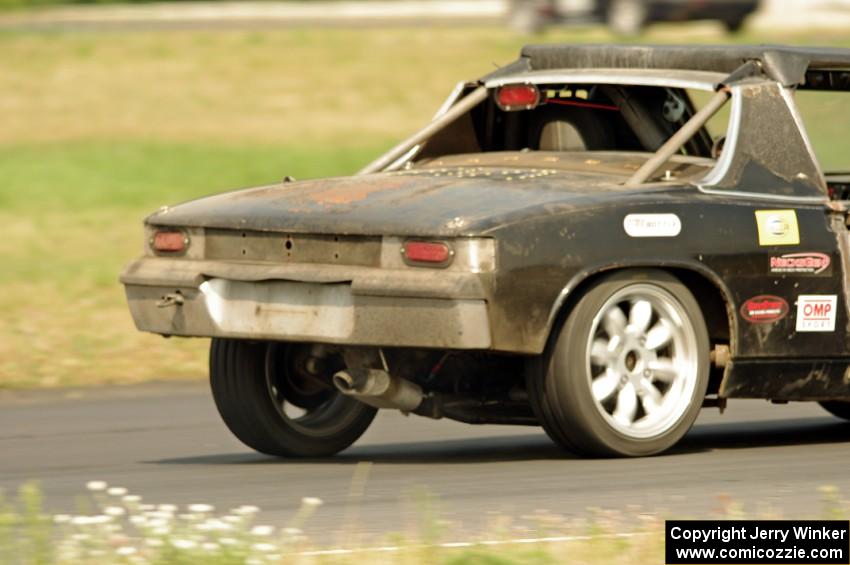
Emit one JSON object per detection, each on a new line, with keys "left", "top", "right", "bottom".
{"left": 769, "top": 252, "right": 831, "bottom": 275}
{"left": 740, "top": 295, "right": 789, "bottom": 324}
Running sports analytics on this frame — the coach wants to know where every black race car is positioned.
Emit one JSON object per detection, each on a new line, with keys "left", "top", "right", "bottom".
{"left": 122, "top": 44, "right": 850, "bottom": 458}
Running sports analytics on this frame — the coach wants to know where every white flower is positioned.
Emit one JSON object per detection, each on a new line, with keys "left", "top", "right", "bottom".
{"left": 86, "top": 481, "right": 108, "bottom": 491}
{"left": 116, "top": 546, "right": 137, "bottom": 556}
{"left": 233, "top": 505, "right": 260, "bottom": 515}
{"left": 145, "top": 518, "right": 168, "bottom": 528}
{"left": 53, "top": 514, "right": 71, "bottom": 524}
{"left": 152, "top": 526, "right": 171, "bottom": 536}
{"left": 251, "top": 543, "right": 277, "bottom": 552}
{"left": 71, "top": 516, "right": 92, "bottom": 526}
{"left": 145, "top": 538, "right": 164, "bottom": 548}
{"left": 104, "top": 506, "right": 126, "bottom": 517}
{"left": 218, "top": 537, "right": 238, "bottom": 546}
{"left": 107, "top": 487, "right": 128, "bottom": 496}
{"left": 157, "top": 504, "right": 177, "bottom": 513}
{"left": 129, "top": 516, "right": 147, "bottom": 526}
{"left": 90, "top": 515, "right": 113, "bottom": 525}
{"left": 71, "top": 533, "right": 91, "bottom": 541}
{"left": 188, "top": 504, "right": 214, "bottom": 513}
{"left": 251, "top": 525, "right": 274, "bottom": 536}
{"left": 301, "top": 497, "right": 323, "bottom": 508}
{"left": 122, "top": 495, "right": 141, "bottom": 504}
{"left": 283, "top": 527, "right": 303, "bottom": 536}
{"left": 203, "top": 519, "right": 232, "bottom": 531}
{"left": 170, "top": 539, "right": 197, "bottom": 550}
{"left": 202, "top": 542, "right": 220, "bottom": 551}
{"left": 223, "top": 515, "right": 243, "bottom": 524}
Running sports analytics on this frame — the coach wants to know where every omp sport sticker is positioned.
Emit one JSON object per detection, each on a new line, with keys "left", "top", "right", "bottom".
{"left": 769, "top": 252, "right": 831, "bottom": 275}
{"left": 796, "top": 295, "right": 837, "bottom": 332}
{"left": 755, "top": 209, "right": 800, "bottom": 246}
{"left": 740, "top": 295, "right": 789, "bottom": 324}
{"left": 623, "top": 213, "right": 681, "bottom": 237}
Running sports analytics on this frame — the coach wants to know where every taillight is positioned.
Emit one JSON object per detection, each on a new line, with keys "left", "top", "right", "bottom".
{"left": 495, "top": 84, "right": 540, "bottom": 111}
{"left": 152, "top": 231, "right": 187, "bottom": 253}
{"left": 402, "top": 241, "right": 453, "bottom": 267}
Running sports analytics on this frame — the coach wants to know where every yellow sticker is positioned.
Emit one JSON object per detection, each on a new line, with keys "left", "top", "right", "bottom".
{"left": 755, "top": 209, "right": 800, "bottom": 246}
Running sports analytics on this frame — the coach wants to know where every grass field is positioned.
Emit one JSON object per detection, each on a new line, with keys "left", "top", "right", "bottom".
{"left": 2, "top": 24, "right": 850, "bottom": 387}
{"left": 2, "top": 480, "right": 844, "bottom": 564}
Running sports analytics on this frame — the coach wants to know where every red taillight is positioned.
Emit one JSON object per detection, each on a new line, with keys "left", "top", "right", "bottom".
{"left": 495, "top": 84, "right": 540, "bottom": 111}
{"left": 152, "top": 231, "right": 186, "bottom": 253}
{"left": 403, "top": 241, "right": 452, "bottom": 266}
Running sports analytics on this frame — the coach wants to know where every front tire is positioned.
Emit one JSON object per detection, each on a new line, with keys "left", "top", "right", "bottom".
{"left": 210, "top": 339, "right": 377, "bottom": 457}
{"left": 528, "top": 270, "right": 709, "bottom": 457}
{"left": 819, "top": 401, "right": 850, "bottom": 421}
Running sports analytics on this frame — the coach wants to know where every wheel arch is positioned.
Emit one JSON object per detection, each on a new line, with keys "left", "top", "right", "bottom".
{"left": 542, "top": 262, "right": 737, "bottom": 363}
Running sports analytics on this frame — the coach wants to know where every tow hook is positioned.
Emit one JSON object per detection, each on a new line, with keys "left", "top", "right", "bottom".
{"left": 156, "top": 292, "right": 184, "bottom": 308}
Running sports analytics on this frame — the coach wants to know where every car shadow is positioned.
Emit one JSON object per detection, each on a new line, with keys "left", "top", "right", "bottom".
{"left": 146, "top": 416, "right": 850, "bottom": 466}
{"left": 149, "top": 433, "right": 571, "bottom": 465}
{"left": 676, "top": 416, "right": 850, "bottom": 452}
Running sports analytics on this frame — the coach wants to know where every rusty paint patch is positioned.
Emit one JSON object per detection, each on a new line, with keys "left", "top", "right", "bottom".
{"left": 306, "top": 178, "right": 411, "bottom": 205}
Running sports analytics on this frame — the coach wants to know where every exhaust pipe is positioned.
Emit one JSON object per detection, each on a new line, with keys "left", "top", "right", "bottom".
{"left": 333, "top": 368, "right": 423, "bottom": 412}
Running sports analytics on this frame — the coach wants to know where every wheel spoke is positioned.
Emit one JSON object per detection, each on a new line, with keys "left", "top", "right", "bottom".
{"left": 638, "top": 379, "right": 664, "bottom": 415}
{"left": 645, "top": 319, "right": 673, "bottom": 351}
{"left": 592, "top": 368, "right": 621, "bottom": 402}
{"left": 590, "top": 338, "right": 611, "bottom": 366}
{"left": 628, "top": 299, "right": 653, "bottom": 334}
{"left": 613, "top": 382, "right": 638, "bottom": 426}
{"left": 602, "top": 306, "right": 627, "bottom": 339}
{"left": 647, "top": 359, "right": 677, "bottom": 383}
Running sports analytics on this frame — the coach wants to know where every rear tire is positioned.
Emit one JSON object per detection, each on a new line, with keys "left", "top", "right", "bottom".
{"left": 528, "top": 270, "right": 709, "bottom": 457}
{"left": 819, "top": 401, "right": 850, "bottom": 421}
{"left": 210, "top": 339, "right": 377, "bottom": 457}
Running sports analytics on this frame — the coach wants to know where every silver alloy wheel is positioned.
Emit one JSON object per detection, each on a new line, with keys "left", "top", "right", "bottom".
{"left": 585, "top": 283, "right": 699, "bottom": 439}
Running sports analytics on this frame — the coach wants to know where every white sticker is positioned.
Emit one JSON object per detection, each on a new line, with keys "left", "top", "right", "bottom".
{"left": 623, "top": 214, "right": 681, "bottom": 237}
{"left": 795, "top": 295, "right": 837, "bottom": 332}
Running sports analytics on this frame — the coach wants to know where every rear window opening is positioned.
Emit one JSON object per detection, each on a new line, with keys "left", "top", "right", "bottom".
{"left": 411, "top": 82, "right": 728, "bottom": 184}
{"left": 794, "top": 90, "right": 850, "bottom": 200}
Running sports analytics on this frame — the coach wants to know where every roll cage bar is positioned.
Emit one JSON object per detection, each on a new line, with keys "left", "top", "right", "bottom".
{"left": 359, "top": 62, "right": 755, "bottom": 182}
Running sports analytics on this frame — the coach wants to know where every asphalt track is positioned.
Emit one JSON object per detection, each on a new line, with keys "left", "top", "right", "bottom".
{"left": 2, "top": 382, "right": 850, "bottom": 542}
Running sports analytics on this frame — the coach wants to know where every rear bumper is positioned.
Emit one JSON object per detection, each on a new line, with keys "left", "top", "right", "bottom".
{"left": 121, "top": 257, "right": 492, "bottom": 349}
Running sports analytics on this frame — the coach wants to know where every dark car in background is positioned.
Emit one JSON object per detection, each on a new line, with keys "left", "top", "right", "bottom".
{"left": 508, "top": 0, "right": 760, "bottom": 34}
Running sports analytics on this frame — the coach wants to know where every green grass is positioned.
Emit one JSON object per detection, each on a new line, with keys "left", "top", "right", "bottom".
{"left": 0, "top": 141, "right": 386, "bottom": 212}
{"left": 2, "top": 25, "right": 850, "bottom": 387}
{"left": 0, "top": 479, "right": 665, "bottom": 564}
{"left": 1, "top": 481, "right": 847, "bottom": 564}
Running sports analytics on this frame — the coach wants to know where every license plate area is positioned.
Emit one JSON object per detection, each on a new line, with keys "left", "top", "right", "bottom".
{"left": 199, "top": 278, "right": 354, "bottom": 338}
